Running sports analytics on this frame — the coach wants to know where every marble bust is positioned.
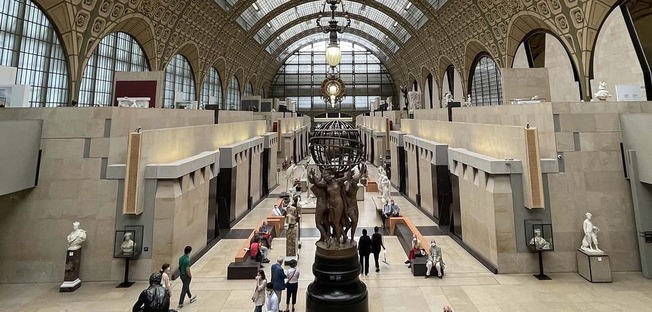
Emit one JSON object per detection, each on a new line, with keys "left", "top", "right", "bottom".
{"left": 121, "top": 232, "right": 135, "bottom": 255}
{"left": 67, "top": 221, "right": 87, "bottom": 251}
{"left": 581, "top": 212, "right": 602, "bottom": 252}
{"left": 529, "top": 229, "right": 551, "bottom": 250}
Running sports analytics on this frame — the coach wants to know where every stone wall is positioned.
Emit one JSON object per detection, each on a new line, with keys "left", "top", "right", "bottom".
{"left": 545, "top": 102, "right": 649, "bottom": 272}
{"left": 418, "top": 147, "right": 434, "bottom": 216}
{"left": 152, "top": 168, "right": 211, "bottom": 280}
{"left": 591, "top": 8, "right": 647, "bottom": 101}
{"left": 0, "top": 107, "right": 213, "bottom": 283}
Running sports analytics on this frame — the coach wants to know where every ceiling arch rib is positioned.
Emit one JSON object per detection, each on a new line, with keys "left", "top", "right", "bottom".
{"left": 265, "top": 17, "right": 399, "bottom": 55}
{"left": 259, "top": 13, "right": 404, "bottom": 54}
{"left": 252, "top": 1, "right": 411, "bottom": 45}
{"left": 244, "top": 1, "right": 416, "bottom": 41}
{"left": 276, "top": 30, "right": 391, "bottom": 63}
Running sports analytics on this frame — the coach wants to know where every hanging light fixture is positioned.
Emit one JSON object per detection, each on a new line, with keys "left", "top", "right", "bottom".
{"left": 317, "top": 0, "right": 350, "bottom": 68}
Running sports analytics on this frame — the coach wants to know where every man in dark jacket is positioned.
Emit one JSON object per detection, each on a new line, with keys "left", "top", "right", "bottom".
{"left": 271, "top": 256, "right": 287, "bottom": 301}
{"left": 358, "top": 229, "right": 372, "bottom": 276}
{"left": 133, "top": 272, "right": 175, "bottom": 312}
{"left": 371, "top": 226, "right": 386, "bottom": 272}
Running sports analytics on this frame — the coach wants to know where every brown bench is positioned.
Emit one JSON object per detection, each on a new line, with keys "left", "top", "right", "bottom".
{"left": 367, "top": 180, "right": 378, "bottom": 192}
{"left": 388, "top": 216, "right": 429, "bottom": 276}
{"left": 387, "top": 216, "right": 428, "bottom": 256}
{"left": 234, "top": 220, "right": 266, "bottom": 263}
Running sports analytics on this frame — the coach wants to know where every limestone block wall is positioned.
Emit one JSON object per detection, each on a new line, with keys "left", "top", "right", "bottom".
{"left": 404, "top": 137, "right": 419, "bottom": 203}
{"left": 0, "top": 107, "right": 213, "bottom": 283}
{"left": 546, "top": 102, "right": 648, "bottom": 272}
{"left": 234, "top": 150, "right": 251, "bottom": 220}
{"left": 266, "top": 134, "right": 279, "bottom": 190}
{"left": 218, "top": 111, "right": 254, "bottom": 123}
{"left": 452, "top": 103, "right": 557, "bottom": 158}
{"left": 372, "top": 134, "right": 387, "bottom": 166}
{"left": 389, "top": 132, "right": 403, "bottom": 188}
{"left": 412, "top": 108, "right": 449, "bottom": 121}
{"left": 545, "top": 34, "right": 581, "bottom": 102}
{"left": 152, "top": 167, "right": 211, "bottom": 280}
{"left": 501, "top": 68, "right": 551, "bottom": 105}
{"left": 250, "top": 145, "right": 262, "bottom": 204}
{"left": 401, "top": 120, "right": 537, "bottom": 209}
{"left": 418, "top": 147, "right": 434, "bottom": 216}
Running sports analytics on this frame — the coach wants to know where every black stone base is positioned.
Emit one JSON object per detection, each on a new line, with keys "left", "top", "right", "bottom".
{"left": 306, "top": 243, "right": 368, "bottom": 312}
{"left": 411, "top": 257, "right": 427, "bottom": 276}
{"left": 227, "top": 260, "right": 260, "bottom": 280}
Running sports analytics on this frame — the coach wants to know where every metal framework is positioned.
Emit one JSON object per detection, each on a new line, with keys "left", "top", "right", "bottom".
{"left": 271, "top": 40, "right": 395, "bottom": 111}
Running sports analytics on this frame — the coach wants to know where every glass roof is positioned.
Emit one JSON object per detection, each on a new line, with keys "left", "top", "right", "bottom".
{"left": 426, "top": 0, "right": 449, "bottom": 10}
{"left": 240, "top": 1, "right": 411, "bottom": 43}
{"left": 260, "top": 17, "right": 399, "bottom": 53}
{"left": 277, "top": 33, "right": 388, "bottom": 62}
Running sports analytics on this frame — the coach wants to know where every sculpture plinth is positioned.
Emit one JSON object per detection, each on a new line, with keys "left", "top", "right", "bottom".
{"left": 60, "top": 249, "right": 82, "bottom": 292}
{"left": 306, "top": 242, "right": 368, "bottom": 312}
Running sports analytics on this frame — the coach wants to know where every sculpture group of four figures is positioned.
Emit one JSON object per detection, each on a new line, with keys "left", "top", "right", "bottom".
{"left": 308, "top": 164, "right": 366, "bottom": 248}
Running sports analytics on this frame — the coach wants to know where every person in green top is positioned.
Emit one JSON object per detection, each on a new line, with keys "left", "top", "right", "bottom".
{"left": 178, "top": 246, "right": 196, "bottom": 309}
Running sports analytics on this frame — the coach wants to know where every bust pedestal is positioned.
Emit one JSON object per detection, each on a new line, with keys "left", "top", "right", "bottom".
{"left": 577, "top": 249, "right": 612, "bottom": 283}
{"left": 60, "top": 249, "right": 82, "bottom": 292}
{"left": 306, "top": 242, "right": 368, "bottom": 312}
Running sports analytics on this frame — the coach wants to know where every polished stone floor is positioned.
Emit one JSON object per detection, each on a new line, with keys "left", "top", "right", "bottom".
{"left": 2, "top": 164, "right": 652, "bottom": 311}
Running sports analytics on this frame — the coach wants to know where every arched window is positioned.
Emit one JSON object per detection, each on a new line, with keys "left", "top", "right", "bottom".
{"left": 164, "top": 54, "right": 195, "bottom": 108}
{"left": 226, "top": 76, "right": 240, "bottom": 110}
{"left": 426, "top": 74, "right": 434, "bottom": 109}
{"left": 259, "top": 86, "right": 265, "bottom": 98}
{"left": 201, "top": 67, "right": 222, "bottom": 108}
{"left": 470, "top": 55, "right": 503, "bottom": 106}
{"left": 270, "top": 41, "right": 394, "bottom": 110}
{"left": 79, "top": 32, "right": 148, "bottom": 106}
{"left": 245, "top": 81, "right": 253, "bottom": 96}
{"left": 0, "top": 0, "right": 69, "bottom": 107}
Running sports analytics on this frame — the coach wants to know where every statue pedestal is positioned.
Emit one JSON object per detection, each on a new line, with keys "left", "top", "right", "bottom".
{"left": 577, "top": 249, "right": 612, "bottom": 283}
{"left": 285, "top": 225, "right": 299, "bottom": 264}
{"left": 60, "top": 249, "right": 82, "bottom": 292}
{"left": 306, "top": 242, "right": 368, "bottom": 312}
{"left": 356, "top": 183, "right": 364, "bottom": 201}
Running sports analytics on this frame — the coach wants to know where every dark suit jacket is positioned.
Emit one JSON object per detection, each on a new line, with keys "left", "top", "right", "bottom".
{"left": 271, "top": 262, "right": 287, "bottom": 290}
{"left": 358, "top": 235, "right": 372, "bottom": 256}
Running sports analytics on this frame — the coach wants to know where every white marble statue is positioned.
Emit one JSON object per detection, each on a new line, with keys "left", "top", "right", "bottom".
{"left": 379, "top": 174, "right": 391, "bottom": 203}
{"left": 443, "top": 93, "right": 453, "bottom": 107}
{"left": 581, "top": 212, "right": 602, "bottom": 253}
{"left": 593, "top": 81, "right": 611, "bottom": 101}
{"left": 377, "top": 165, "right": 386, "bottom": 179}
{"left": 529, "top": 229, "right": 551, "bottom": 250}
{"left": 67, "top": 221, "right": 87, "bottom": 251}
{"left": 121, "top": 232, "right": 135, "bottom": 255}
{"left": 286, "top": 162, "right": 297, "bottom": 191}
{"left": 464, "top": 94, "right": 472, "bottom": 107}
{"left": 386, "top": 97, "right": 393, "bottom": 111}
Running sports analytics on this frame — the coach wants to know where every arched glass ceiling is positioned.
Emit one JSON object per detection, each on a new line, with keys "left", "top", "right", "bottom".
{"left": 244, "top": 1, "right": 411, "bottom": 43}
{"left": 265, "top": 17, "right": 398, "bottom": 54}
{"left": 426, "top": 0, "right": 449, "bottom": 10}
{"left": 279, "top": 33, "right": 388, "bottom": 62}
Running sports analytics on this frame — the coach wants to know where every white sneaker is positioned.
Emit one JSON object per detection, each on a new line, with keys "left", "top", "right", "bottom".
{"left": 190, "top": 295, "right": 197, "bottom": 303}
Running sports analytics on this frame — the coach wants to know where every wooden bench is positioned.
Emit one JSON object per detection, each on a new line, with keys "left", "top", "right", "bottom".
{"left": 367, "top": 180, "right": 379, "bottom": 192}
{"left": 234, "top": 220, "right": 266, "bottom": 263}
{"left": 388, "top": 216, "right": 429, "bottom": 276}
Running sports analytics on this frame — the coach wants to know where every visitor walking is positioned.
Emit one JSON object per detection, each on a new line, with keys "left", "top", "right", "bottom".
{"left": 358, "top": 229, "right": 372, "bottom": 276}
{"left": 371, "top": 226, "right": 386, "bottom": 272}
{"left": 178, "top": 246, "right": 197, "bottom": 309}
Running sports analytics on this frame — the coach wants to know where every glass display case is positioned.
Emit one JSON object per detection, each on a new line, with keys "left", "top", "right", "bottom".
{"left": 525, "top": 220, "right": 554, "bottom": 252}
{"left": 114, "top": 225, "right": 143, "bottom": 258}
